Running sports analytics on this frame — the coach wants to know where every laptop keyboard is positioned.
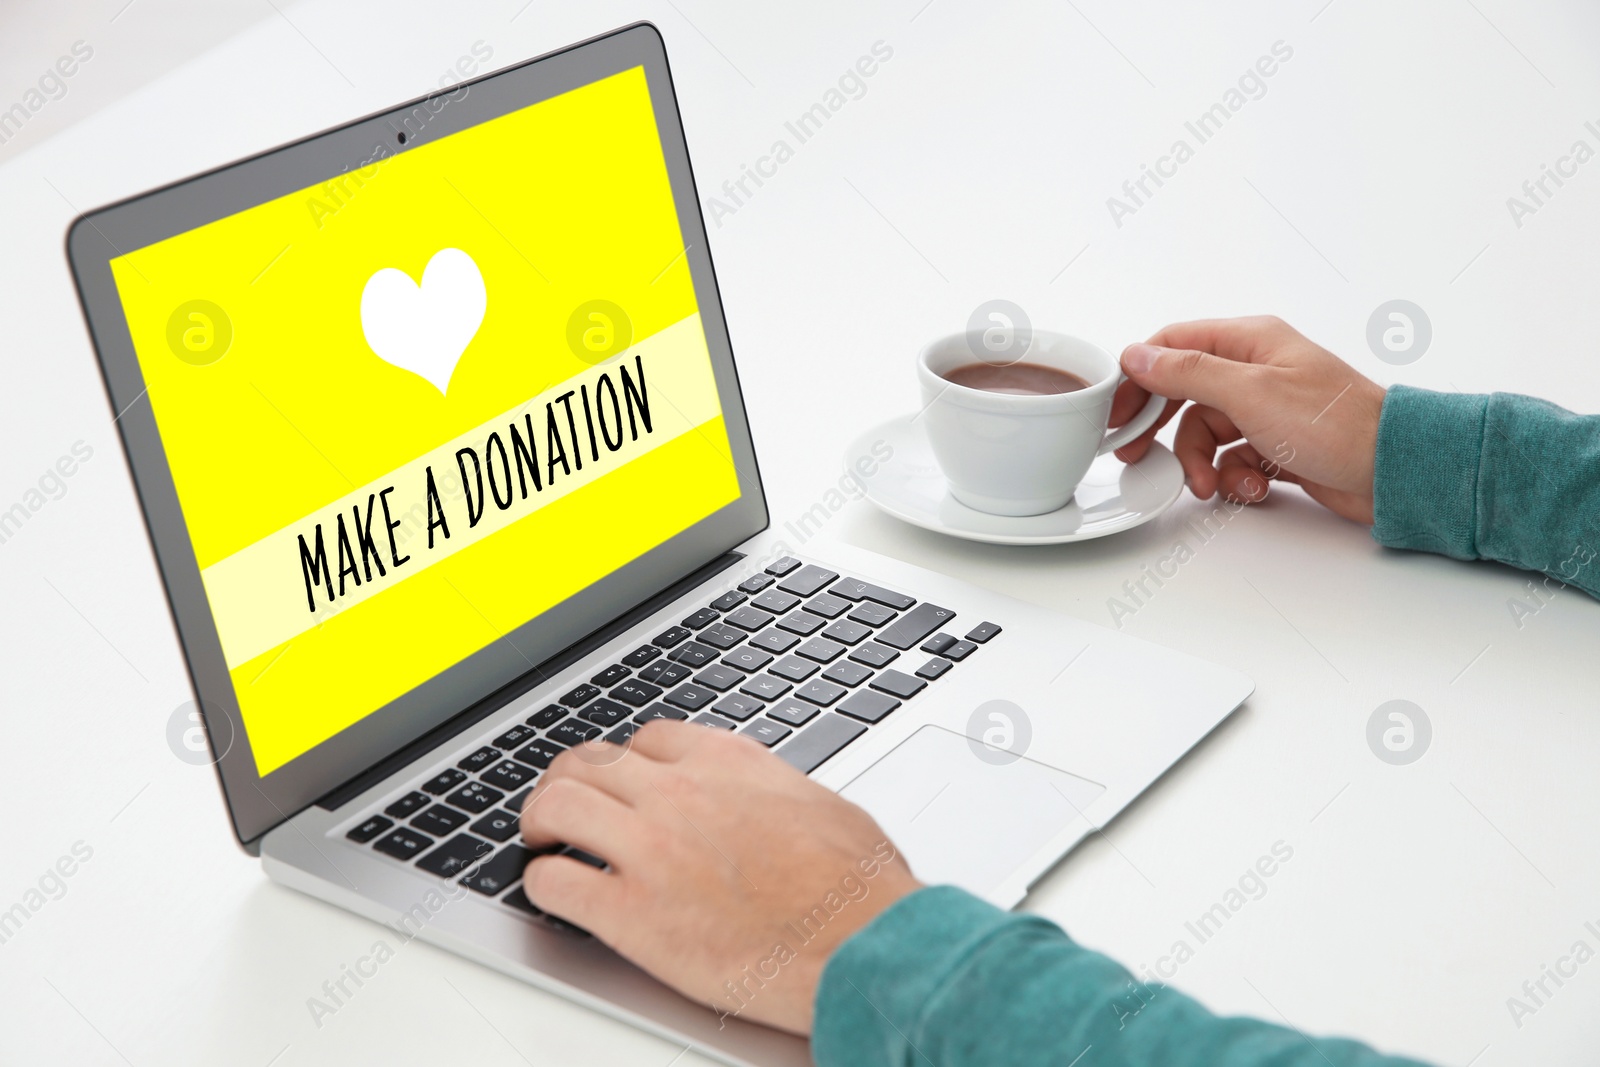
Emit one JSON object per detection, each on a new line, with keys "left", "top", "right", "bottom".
{"left": 336, "top": 555, "right": 1003, "bottom": 930}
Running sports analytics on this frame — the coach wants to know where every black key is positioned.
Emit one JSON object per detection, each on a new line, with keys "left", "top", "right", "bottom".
{"left": 695, "top": 665, "right": 744, "bottom": 692}
{"left": 697, "top": 623, "right": 746, "bottom": 650}
{"left": 605, "top": 721, "right": 638, "bottom": 745}
{"left": 591, "top": 663, "right": 631, "bottom": 688}
{"left": 741, "top": 719, "right": 793, "bottom": 747}
{"left": 346, "top": 815, "right": 393, "bottom": 843}
{"left": 385, "top": 791, "right": 430, "bottom": 818}
{"left": 502, "top": 786, "right": 533, "bottom": 815}
{"left": 776, "top": 611, "right": 826, "bottom": 636}
{"left": 633, "top": 703, "right": 689, "bottom": 724}
{"left": 769, "top": 655, "right": 818, "bottom": 682}
{"left": 669, "top": 641, "right": 718, "bottom": 668}
{"left": 921, "top": 633, "right": 957, "bottom": 654}
{"left": 823, "top": 661, "right": 872, "bottom": 687}
{"left": 738, "top": 573, "right": 775, "bottom": 593}
{"left": 738, "top": 674, "right": 792, "bottom": 701}
{"left": 682, "top": 607, "right": 720, "bottom": 630}
{"left": 422, "top": 768, "right": 467, "bottom": 795}
{"left": 560, "top": 683, "right": 601, "bottom": 708}
{"left": 713, "top": 694, "right": 764, "bottom": 722}
{"left": 457, "top": 746, "right": 500, "bottom": 773}
{"left": 778, "top": 564, "right": 839, "bottom": 597}
{"left": 767, "top": 698, "right": 819, "bottom": 727}
{"left": 722, "top": 646, "right": 774, "bottom": 673}
{"left": 494, "top": 723, "right": 538, "bottom": 749}
{"left": 445, "top": 781, "right": 505, "bottom": 815}
{"left": 822, "top": 620, "right": 871, "bottom": 645}
{"left": 413, "top": 804, "right": 468, "bottom": 836}
{"left": 749, "top": 628, "right": 801, "bottom": 654}
{"left": 796, "top": 637, "right": 847, "bottom": 663}
{"left": 461, "top": 844, "right": 535, "bottom": 895}
{"left": 551, "top": 719, "right": 601, "bottom": 746}
{"left": 565, "top": 847, "right": 607, "bottom": 869}
{"left": 622, "top": 644, "right": 661, "bottom": 668}
{"left": 849, "top": 642, "right": 899, "bottom": 668}
{"left": 653, "top": 625, "right": 692, "bottom": 648}
{"left": 416, "top": 833, "right": 493, "bottom": 878}
{"left": 709, "top": 589, "right": 748, "bottom": 611}
{"left": 877, "top": 603, "right": 957, "bottom": 650}
{"left": 725, "top": 606, "right": 775, "bottom": 632}
{"left": 526, "top": 705, "right": 566, "bottom": 730}
{"left": 483, "top": 760, "right": 537, "bottom": 790}
{"left": 502, "top": 886, "right": 545, "bottom": 917}
{"left": 796, "top": 679, "right": 848, "bottom": 707}
{"left": 512, "top": 739, "right": 566, "bottom": 769}
{"left": 690, "top": 712, "right": 737, "bottom": 731}
{"left": 665, "top": 683, "right": 717, "bottom": 711}
{"left": 942, "top": 640, "right": 979, "bottom": 661}
{"left": 609, "top": 680, "right": 662, "bottom": 708}
{"left": 847, "top": 602, "right": 897, "bottom": 627}
{"left": 870, "top": 669, "right": 928, "bottom": 699}
{"left": 373, "top": 827, "right": 433, "bottom": 860}
{"left": 830, "top": 578, "right": 916, "bottom": 611}
{"left": 966, "top": 621, "right": 1002, "bottom": 643}
{"left": 916, "top": 657, "right": 954, "bottom": 680}
{"left": 471, "top": 810, "right": 520, "bottom": 842}
{"left": 765, "top": 555, "right": 802, "bottom": 576}
{"left": 776, "top": 714, "right": 867, "bottom": 773}
{"left": 753, "top": 589, "right": 803, "bottom": 615}
{"left": 837, "top": 689, "right": 901, "bottom": 724}
{"left": 802, "top": 592, "right": 850, "bottom": 619}
{"left": 640, "top": 660, "right": 692, "bottom": 686}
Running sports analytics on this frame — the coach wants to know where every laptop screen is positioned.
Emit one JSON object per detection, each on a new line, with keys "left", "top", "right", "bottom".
{"left": 105, "top": 65, "right": 741, "bottom": 777}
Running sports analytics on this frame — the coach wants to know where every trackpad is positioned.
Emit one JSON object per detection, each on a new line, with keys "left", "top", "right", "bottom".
{"left": 839, "top": 725, "right": 1106, "bottom": 901}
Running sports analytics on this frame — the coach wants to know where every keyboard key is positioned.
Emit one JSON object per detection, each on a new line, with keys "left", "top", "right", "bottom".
{"left": 942, "top": 640, "right": 979, "bottom": 661}
{"left": 503, "top": 786, "right": 533, "bottom": 815}
{"left": 877, "top": 603, "right": 957, "bottom": 650}
{"left": 694, "top": 665, "right": 744, "bottom": 692}
{"left": 416, "top": 833, "right": 493, "bottom": 878}
{"left": 579, "top": 698, "right": 630, "bottom": 726}
{"left": 802, "top": 592, "right": 850, "bottom": 619}
{"left": 591, "top": 663, "right": 631, "bottom": 688}
{"left": 471, "top": 810, "right": 520, "bottom": 842}
{"left": 457, "top": 746, "right": 500, "bottom": 773}
{"left": 682, "top": 607, "right": 720, "bottom": 630}
{"left": 565, "top": 847, "right": 607, "bottom": 869}
{"left": 753, "top": 589, "right": 803, "bottom": 615}
{"left": 738, "top": 674, "right": 792, "bottom": 701}
{"left": 778, "top": 564, "right": 839, "bottom": 597}
{"left": 712, "top": 694, "right": 764, "bottom": 722}
{"left": 849, "top": 642, "right": 899, "bottom": 668}
{"left": 697, "top": 623, "right": 746, "bottom": 650}
{"left": 769, "top": 655, "right": 818, "bottom": 682}
{"left": 609, "top": 680, "right": 662, "bottom": 708}
{"left": 653, "top": 625, "right": 692, "bottom": 648}
{"left": 776, "top": 611, "right": 826, "bottom": 636}
{"left": 413, "top": 804, "right": 468, "bottom": 836}
{"left": 921, "top": 633, "right": 957, "bottom": 654}
{"left": 767, "top": 698, "right": 819, "bottom": 727}
{"left": 870, "top": 669, "right": 928, "bottom": 700}
{"left": 916, "top": 657, "right": 954, "bottom": 680}
{"left": 848, "top": 602, "right": 898, "bottom": 627}
{"left": 373, "top": 827, "right": 433, "bottom": 860}
{"left": 483, "top": 760, "right": 537, "bottom": 790}
{"left": 494, "top": 723, "right": 538, "bottom": 749}
{"left": 690, "top": 712, "right": 737, "bottom": 731}
{"left": 722, "top": 646, "right": 774, "bottom": 673}
{"left": 605, "top": 722, "right": 637, "bottom": 745}
{"left": 822, "top": 661, "right": 872, "bottom": 687}
{"left": 512, "top": 739, "right": 566, "bottom": 769}
{"left": 966, "top": 621, "right": 1002, "bottom": 643}
{"left": 738, "top": 573, "right": 775, "bottom": 593}
{"left": 445, "top": 781, "right": 505, "bottom": 814}
{"left": 551, "top": 719, "right": 601, "bottom": 746}
{"left": 741, "top": 719, "right": 793, "bottom": 747}
{"left": 709, "top": 589, "right": 747, "bottom": 611}
{"left": 665, "top": 683, "right": 717, "bottom": 711}
{"left": 640, "top": 660, "right": 692, "bottom": 686}
{"left": 830, "top": 578, "right": 916, "bottom": 611}
{"left": 725, "top": 606, "right": 775, "bottom": 632}
{"left": 796, "top": 679, "right": 848, "bottom": 707}
{"left": 633, "top": 703, "right": 689, "bottom": 725}
{"left": 669, "top": 641, "right": 717, "bottom": 668}
{"left": 422, "top": 768, "right": 467, "bottom": 795}
{"left": 765, "top": 555, "right": 802, "bottom": 576}
{"left": 502, "top": 886, "right": 545, "bottom": 917}
{"left": 560, "top": 683, "right": 601, "bottom": 708}
{"left": 837, "top": 689, "right": 902, "bottom": 724}
{"left": 749, "top": 628, "right": 801, "bottom": 654}
{"left": 385, "top": 791, "right": 430, "bottom": 818}
{"left": 621, "top": 645, "right": 661, "bottom": 668}
{"left": 776, "top": 714, "right": 867, "bottom": 773}
{"left": 461, "top": 844, "right": 535, "bottom": 896}
{"left": 346, "top": 815, "right": 393, "bottom": 843}
{"left": 822, "top": 620, "right": 871, "bottom": 645}
{"left": 796, "top": 637, "right": 847, "bottom": 663}
{"left": 525, "top": 705, "right": 566, "bottom": 730}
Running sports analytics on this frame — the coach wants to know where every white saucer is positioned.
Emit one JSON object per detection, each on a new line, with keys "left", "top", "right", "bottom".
{"left": 846, "top": 413, "right": 1184, "bottom": 546}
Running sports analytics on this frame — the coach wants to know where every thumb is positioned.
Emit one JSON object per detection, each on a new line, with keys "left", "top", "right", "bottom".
{"left": 1120, "top": 343, "right": 1258, "bottom": 412}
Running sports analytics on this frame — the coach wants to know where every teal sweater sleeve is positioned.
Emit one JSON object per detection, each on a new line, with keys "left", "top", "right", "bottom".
{"left": 1371, "top": 385, "right": 1600, "bottom": 598}
{"left": 813, "top": 886, "right": 1430, "bottom": 1067}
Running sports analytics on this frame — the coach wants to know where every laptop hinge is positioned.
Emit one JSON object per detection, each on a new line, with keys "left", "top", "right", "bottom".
{"left": 314, "top": 550, "right": 745, "bottom": 812}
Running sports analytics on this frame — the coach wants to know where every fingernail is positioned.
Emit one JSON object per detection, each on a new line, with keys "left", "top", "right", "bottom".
{"left": 1123, "top": 344, "right": 1161, "bottom": 376}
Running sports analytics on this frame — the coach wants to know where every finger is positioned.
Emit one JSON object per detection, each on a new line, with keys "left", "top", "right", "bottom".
{"left": 1111, "top": 385, "right": 1185, "bottom": 464}
{"left": 523, "top": 854, "right": 624, "bottom": 939}
{"left": 1171, "top": 404, "right": 1241, "bottom": 499}
{"left": 1144, "top": 316, "right": 1294, "bottom": 365}
{"left": 1121, "top": 342, "right": 1263, "bottom": 416}
{"left": 627, "top": 719, "right": 705, "bottom": 762}
{"left": 1216, "top": 443, "right": 1274, "bottom": 504}
{"left": 519, "top": 776, "right": 638, "bottom": 861}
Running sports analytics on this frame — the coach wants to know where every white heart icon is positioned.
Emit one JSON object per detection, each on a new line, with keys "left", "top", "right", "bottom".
{"left": 360, "top": 247, "right": 487, "bottom": 395}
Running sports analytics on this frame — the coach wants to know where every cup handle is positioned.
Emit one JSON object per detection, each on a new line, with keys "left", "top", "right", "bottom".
{"left": 1097, "top": 381, "right": 1168, "bottom": 456}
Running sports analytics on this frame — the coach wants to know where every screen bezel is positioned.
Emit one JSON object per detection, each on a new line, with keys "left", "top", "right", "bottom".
{"left": 66, "top": 22, "right": 768, "bottom": 847}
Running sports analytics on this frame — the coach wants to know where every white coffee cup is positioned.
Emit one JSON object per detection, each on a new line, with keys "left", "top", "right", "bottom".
{"left": 917, "top": 331, "right": 1167, "bottom": 516}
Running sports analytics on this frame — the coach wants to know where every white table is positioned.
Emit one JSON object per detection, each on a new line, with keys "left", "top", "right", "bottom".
{"left": 4, "top": 1, "right": 1599, "bottom": 1063}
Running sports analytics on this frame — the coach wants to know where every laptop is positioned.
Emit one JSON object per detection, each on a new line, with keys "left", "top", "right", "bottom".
{"left": 67, "top": 23, "right": 1252, "bottom": 1066}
